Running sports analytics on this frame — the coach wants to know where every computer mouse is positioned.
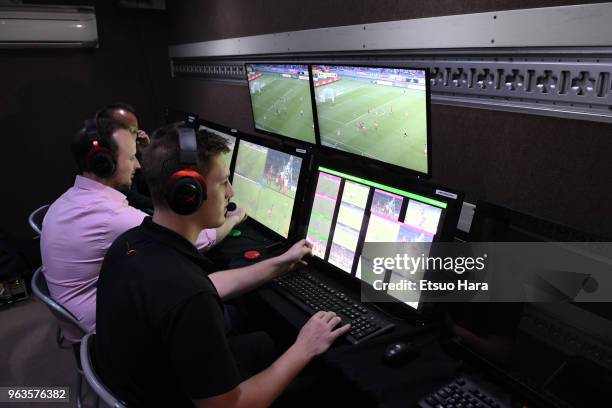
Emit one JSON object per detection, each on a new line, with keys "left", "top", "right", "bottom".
{"left": 383, "top": 342, "right": 419, "bottom": 366}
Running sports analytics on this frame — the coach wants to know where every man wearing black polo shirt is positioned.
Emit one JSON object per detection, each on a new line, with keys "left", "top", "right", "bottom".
{"left": 96, "top": 124, "right": 350, "bottom": 407}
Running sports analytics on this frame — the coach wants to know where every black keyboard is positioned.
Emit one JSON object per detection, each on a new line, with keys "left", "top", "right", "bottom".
{"left": 419, "top": 377, "right": 508, "bottom": 408}
{"left": 273, "top": 270, "right": 395, "bottom": 344}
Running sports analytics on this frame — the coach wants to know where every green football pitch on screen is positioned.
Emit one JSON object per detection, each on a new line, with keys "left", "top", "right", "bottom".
{"left": 233, "top": 140, "right": 302, "bottom": 238}
{"left": 313, "top": 65, "right": 429, "bottom": 174}
{"left": 247, "top": 64, "right": 316, "bottom": 144}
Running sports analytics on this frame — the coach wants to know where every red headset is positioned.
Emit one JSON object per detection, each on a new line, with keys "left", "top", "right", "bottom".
{"left": 165, "top": 127, "right": 207, "bottom": 215}
{"left": 84, "top": 119, "right": 116, "bottom": 178}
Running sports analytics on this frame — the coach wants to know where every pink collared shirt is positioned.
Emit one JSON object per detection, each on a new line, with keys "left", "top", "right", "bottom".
{"left": 40, "top": 175, "right": 216, "bottom": 342}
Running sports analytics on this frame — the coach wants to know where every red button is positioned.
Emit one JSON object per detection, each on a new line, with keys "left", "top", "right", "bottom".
{"left": 243, "top": 250, "right": 261, "bottom": 261}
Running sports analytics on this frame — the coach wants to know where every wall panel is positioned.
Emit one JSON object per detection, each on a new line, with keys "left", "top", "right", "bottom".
{"left": 168, "top": 1, "right": 612, "bottom": 237}
{"left": 1, "top": 2, "right": 171, "bottom": 239}
{"left": 168, "top": 0, "right": 607, "bottom": 44}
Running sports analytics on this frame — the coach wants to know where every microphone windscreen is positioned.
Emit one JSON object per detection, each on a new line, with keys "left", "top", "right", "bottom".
{"left": 226, "top": 202, "right": 237, "bottom": 212}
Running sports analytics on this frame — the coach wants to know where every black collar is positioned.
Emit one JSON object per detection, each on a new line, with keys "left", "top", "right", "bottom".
{"left": 140, "top": 217, "right": 211, "bottom": 269}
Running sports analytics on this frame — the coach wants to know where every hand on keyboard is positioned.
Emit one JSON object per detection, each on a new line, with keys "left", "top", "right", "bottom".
{"left": 294, "top": 311, "right": 351, "bottom": 358}
{"left": 274, "top": 271, "right": 396, "bottom": 344}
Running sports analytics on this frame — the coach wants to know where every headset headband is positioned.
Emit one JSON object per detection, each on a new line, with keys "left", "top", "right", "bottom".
{"left": 178, "top": 127, "right": 198, "bottom": 165}
{"left": 84, "top": 119, "right": 98, "bottom": 138}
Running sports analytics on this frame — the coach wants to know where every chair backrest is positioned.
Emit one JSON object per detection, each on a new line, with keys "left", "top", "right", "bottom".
{"left": 30, "top": 266, "right": 88, "bottom": 336}
{"left": 80, "top": 333, "right": 128, "bottom": 408}
{"left": 28, "top": 204, "right": 50, "bottom": 235}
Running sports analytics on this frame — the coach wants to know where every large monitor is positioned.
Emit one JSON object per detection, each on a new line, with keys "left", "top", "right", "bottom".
{"left": 199, "top": 125, "right": 236, "bottom": 168}
{"left": 312, "top": 65, "right": 430, "bottom": 176}
{"left": 305, "top": 166, "right": 459, "bottom": 310}
{"left": 246, "top": 63, "right": 317, "bottom": 144}
{"left": 232, "top": 139, "right": 304, "bottom": 238}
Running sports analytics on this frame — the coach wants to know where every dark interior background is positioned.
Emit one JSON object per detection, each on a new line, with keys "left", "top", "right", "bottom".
{"left": 1, "top": 1, "right": 170, "bottom": 240}
{"left": 167, "top": 0, "right": 612, "bottom": 238}
{"left": 2, "top": 0, "right": 610, "bottom": 242}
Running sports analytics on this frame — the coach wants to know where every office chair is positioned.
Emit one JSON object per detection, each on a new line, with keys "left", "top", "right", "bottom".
{"left": 28, "top": 204, "right": 49, "bottom": 236}
{"left": 28, "top": 205, "right": 63, "bottom": 343}
{"left": 81, "top": 333, "right": 128, "bottom": 408}
{"left": 31, "top": 266, "right": 88, "bottom": 408}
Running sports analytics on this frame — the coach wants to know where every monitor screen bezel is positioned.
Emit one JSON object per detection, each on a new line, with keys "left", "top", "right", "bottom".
{"left": 245, "top": 62, "right": 320, "bottom": 146}
{"left": 309, "top": 63, "right": 432, "bottom": 179}
{"left": 197, "top": 120, "right": 240, "bottom": 173}
{"left": 299, "top": 154, "right": 462, "bottom": 314}
{"left": 231, "top": 131, "right": 312, "bottom": 240}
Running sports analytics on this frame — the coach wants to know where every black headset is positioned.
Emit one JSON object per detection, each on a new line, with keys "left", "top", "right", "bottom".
{"left": 164, "top": 127, "right": 207, "bottom": 215}
{"left": 84, "top": 119, "right": 116, "bottom": 178}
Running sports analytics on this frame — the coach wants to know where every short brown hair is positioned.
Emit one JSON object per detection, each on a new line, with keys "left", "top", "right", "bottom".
{"left": 143, "top": 123, "right": 229, "bottom": 210}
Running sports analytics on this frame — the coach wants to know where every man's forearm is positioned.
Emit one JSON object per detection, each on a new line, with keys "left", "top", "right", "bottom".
{"left": 208, "top": 256, "right": 286, "bottom": 300}
{"left": 234, "top": 343, "right": 311, "bottom": 408}
{"left": 193, "top": 343, "right": 312, "bottom": 408}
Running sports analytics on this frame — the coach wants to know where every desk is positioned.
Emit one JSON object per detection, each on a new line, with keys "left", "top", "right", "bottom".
{"left": 205, "top": 221, "right": 280, "bottom": 270}
{"left": 208, "top": 225, "right": 532, "bottom": 408}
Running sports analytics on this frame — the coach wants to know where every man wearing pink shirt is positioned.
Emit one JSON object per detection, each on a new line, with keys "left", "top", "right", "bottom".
{"left": 40, "top": 117, "right": 245, "bottom": 342}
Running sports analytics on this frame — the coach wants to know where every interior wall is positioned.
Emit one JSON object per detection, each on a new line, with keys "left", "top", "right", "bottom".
{"left": 167, "top": 1, "right": 612, "bottom": 237}
{"left": 167, "top": 0, "right": 606, "bottom": 44}
{"left": 0, "top": 2, "right": 171, "bottom": 239}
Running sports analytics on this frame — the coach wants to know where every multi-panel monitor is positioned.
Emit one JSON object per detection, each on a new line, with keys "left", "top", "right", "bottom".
{"left": 306, "top": 167, "right": 456, "bottom": 309}
{"left": 232, "top": 139, "right": 304, "bottom": 238}
{"left": 246, "top": 63, "right": 317, "bottom": 144}
{"left": 311, "top": 65, "right": 430, "bottom": 176}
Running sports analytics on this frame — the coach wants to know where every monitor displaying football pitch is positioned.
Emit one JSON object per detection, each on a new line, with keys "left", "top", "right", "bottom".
{"left": 312, "top": 65, "right": 430, "bottom": 175}
{"left": 246, "top": 63, "right": 316, "bottom": 144}
{"left": 233, "top": 140, "right": 303, "bottom": 238}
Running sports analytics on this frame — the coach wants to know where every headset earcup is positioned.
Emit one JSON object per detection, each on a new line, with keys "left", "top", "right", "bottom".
{"left": 167, "top": 176, "right": 204, "bottom": 215}
{"left": 89, "top": 151, "right": 116, "bottom": 178}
